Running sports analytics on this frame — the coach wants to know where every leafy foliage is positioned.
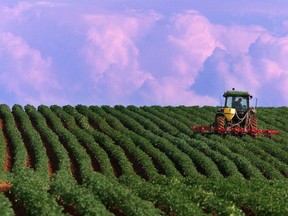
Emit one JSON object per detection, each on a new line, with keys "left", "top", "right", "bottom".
{"left": 0, "top": 105, "right": 288, "bottom": 215}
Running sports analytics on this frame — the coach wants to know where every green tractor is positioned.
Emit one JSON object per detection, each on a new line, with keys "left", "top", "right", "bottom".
{"left": 192, "top": 88, "right": 279, "bottom": 138}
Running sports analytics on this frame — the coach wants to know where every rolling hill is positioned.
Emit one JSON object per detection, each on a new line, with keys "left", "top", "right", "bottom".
{"left": 0, "top": 104, "right": 287, "bottom": 215}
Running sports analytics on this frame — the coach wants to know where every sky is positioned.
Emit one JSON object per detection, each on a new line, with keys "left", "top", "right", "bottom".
{"left": 1, "top": 1, "right": 288, "bottom": 107}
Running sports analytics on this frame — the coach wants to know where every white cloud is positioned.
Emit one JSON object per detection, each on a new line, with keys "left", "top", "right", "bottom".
{"left": 81, "top": 10, "right": 221, "bottom": 105}
{"left": 251, "top": 33, "right": 288, "bottom": 72}
{"left": 163, "top": 10, "right": 288, "bottom": 105}
{"left": 139, "top": 77, "right": 218, "bottom": 106}
{"left": 212, "top": 25, "right": 265, "bottom": 57}
{"left": 191, "top": 19, "right": 288, "bottom": 105}
{"left": 82, "top": 11, "right": 160, "bottom": 104}
{"left": 249, "top": 33, "right": 288, "bottom": 104}
{"left": 1, "top": 2, "right": 288, "bottom": 106}
{"left": 169, "top": 10, "right": 224, "bottom": 77}
{"left": 138, "top": 10, "right": 223, "bottom": 105}
{"left": 1, "top": 1, "right": 61, "bottom": 22}
{"left": 0, "top": 32, "right": 62, "bottom": 105}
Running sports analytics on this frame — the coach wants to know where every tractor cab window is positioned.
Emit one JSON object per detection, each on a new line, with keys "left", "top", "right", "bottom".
{"left": 225, "top": 96, "right": 248, "bottom": 110}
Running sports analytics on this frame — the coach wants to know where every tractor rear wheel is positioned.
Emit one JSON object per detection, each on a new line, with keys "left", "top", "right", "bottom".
{"left": 216, "top": 115, "right": 225, "bottom": 131}
{"left": 251, "top": 114, "right": 258, "bottom": 130}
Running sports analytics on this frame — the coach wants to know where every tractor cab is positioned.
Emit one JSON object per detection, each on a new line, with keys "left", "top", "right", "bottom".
{"left": 224, "top": 89, "right": 251, "bottom": 112}
{"left": 225, "top": 96, "right": 249, "bottom": 111}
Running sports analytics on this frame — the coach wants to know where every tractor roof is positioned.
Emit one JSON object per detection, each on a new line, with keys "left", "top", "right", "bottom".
{"left": 224, "top": 90, "right": 251, "bottom": 97}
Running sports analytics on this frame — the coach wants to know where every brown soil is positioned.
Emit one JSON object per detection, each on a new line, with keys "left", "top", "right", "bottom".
{"left": 38, "top": 114, "right": 82, "bottom": 183}
{"left": 3, "top": 134, "right": 12, "bottom": 172}
{"left": 61, "top": 119, "right": 102, "bottom": 174}
{"left": 87, "top": 121, "right": 123, "bottom": 178}
{"left": 39, "top": 135, "right": 58, "bottom": 178}
{"left": 13, "top": 119, "right": 33, "bottom": 169}
{"left": 0, "top": 119, "right": 3, "bottom": 129}
{"left": 26, "top": 155, "right": 32, "bottom": 169}
{"left": 94, "top": 140, "right": 122, "bottom": 178}
{"left": 1, "top": 118, "right": 12, "bottom": 172}
{"left": 1, "top": 183, "right": 27, "bottom": 216}
{"left": 58, "top": 199, "right": 79, "bottom": 216}
{"left": 57, "top": 136, "right": 82, "bottom": 183}
{"left": 5, "top": 191, "right": 27, "bottom": 216}
{"left": 122, "top": 146, "right": 149, "bottom": 180}
{"left": 28, "top": 116, "right": 59, "bottom": 177}
{"left": 156, "top": 203, "right": 176, "bottom": 216}
{"left": 0, "top": 182, "right": 12, "bottom": 192}
{"left": 110, "top": 157, "right": 122, "bottom": 178}
{"left": 109, "top": 205, "right": 125, "bottom": 216}
{"left": 48, "top": 161, "right": 53, "bottom": 177}
{"left": 79, "top": 142, "right": 101, "bottom": 172}
{"left": 151, "top": 157, "right": 166, "bottom": 175}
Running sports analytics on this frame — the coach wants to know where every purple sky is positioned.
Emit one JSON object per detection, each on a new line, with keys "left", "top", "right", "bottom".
{"left": 1, "top": 1, "right": 288, "bottom": 107}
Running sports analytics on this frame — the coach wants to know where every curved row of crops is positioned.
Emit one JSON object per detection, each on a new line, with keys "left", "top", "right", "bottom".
{"left": 0, "top": 104, "right": 287, "bottom": 215}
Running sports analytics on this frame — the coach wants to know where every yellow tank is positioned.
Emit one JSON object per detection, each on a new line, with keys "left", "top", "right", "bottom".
{"left": 224, "top": 108, "right": 236, "bottom": 121}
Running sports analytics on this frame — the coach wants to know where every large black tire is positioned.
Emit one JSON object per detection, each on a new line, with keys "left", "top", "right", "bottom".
{"left": 216, "top": 115, "right": 225, "bottom": 130}
{"left": 251, "top": 114, "right": 258, "bottom": 130}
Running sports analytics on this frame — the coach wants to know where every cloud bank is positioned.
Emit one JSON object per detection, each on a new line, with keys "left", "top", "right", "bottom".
{"left": 0, "top": 32, "right": 62, "bottom": 105}
{"left": 0, "top": 2, "right": 288, "bottom": 106}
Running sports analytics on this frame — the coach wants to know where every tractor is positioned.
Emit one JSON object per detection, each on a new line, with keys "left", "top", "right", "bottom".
{"left": 192, "top": 88, "right": 279, "bottom": 138}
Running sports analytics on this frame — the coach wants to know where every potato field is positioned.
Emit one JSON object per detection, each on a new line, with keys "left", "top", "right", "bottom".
{"left": 0, "top": 104, "right": 287, "bottom": 215}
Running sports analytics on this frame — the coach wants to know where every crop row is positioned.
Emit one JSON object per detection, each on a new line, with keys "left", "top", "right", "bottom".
{"left": 0, "top": 105, "right": 287, "bottom": 215}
